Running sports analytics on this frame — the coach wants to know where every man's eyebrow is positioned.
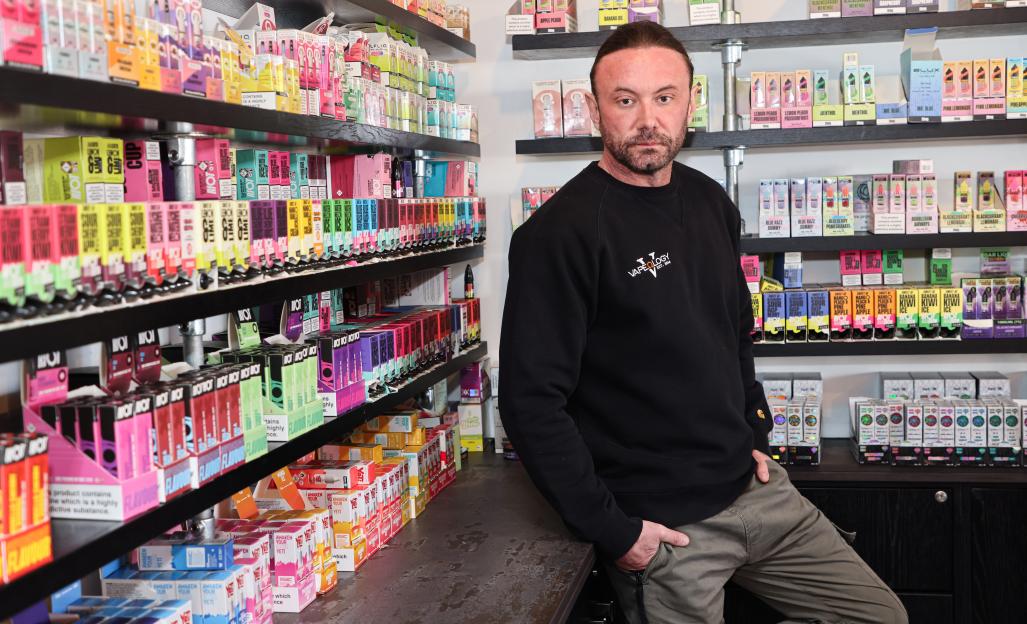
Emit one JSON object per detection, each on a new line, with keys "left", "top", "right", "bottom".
{"left": 654, "top": 85, "right": 680, "bottom": 93}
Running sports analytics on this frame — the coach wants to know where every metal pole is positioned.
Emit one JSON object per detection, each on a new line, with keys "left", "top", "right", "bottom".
{"left": 186, "top": 506, "right": 217, "bottom": 539}
{"left": 180, "top": 318, "right": 206, "bottom": 369}
{"left": 721, "top": 0, "right": 739, "bottom": 24}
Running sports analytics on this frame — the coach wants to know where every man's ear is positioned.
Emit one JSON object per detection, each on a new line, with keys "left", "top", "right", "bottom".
{"left": 686, "top": 81, "right": 700, "bottom": 128}
{"left": 587, "top": 92, "right": 600, "bottom": 128}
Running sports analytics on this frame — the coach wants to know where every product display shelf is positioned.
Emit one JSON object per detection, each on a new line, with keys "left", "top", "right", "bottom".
{"left": 0, "top": 67, "right": 480, "bottom": 158}
{"left": 740, "top": 232, "right": 1027, "bottom": 254}
{"left": 515, "top": 120, "right": 1027, "bottom": 155}
{"left": 788, "top": 438, "right": 1027, "bottom": 485}
{"left": 205, "top": 0, "right": 476, "bottom": 62}
{"left": 0, "top": 342, "right": 488, "bottom": 621}
{"left": 512, "top": 7, "right": 1027, "bottom": 60}
{"left": 0, "top": 244, "right": 484, "bottom": 366}
{"left": 275, "top": 452, "right": 595, "bottom": 624}
{"left": 753, "top": 339, "right": 1027, "bottom": 358}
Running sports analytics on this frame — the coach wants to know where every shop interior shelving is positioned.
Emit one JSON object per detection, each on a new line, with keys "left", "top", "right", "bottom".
{"left": 752, "top": 339, "right": 1027, "bottom": 358}
{"left": 206, "top": 0, "right": 476, "bottom": 61}
{"left": 512, "top": 7, "right": 1027, "bottom": 59}
{"left": 0, "top": 245, "right": 484, "bottom": 366}
{"left": 0, "top": 342, "right": 487, "bottom": 620}
{"left": 0, "top": 67, "right": 480, "bottom": 158}
{"left": 0, "top": 0, "right": 486, "bottom": 614}
{"left": 740, "top": 231, "right": 1027, "bottom": 254}
{"left": 515, "top": 119, "right": 1027, "bottom": 156}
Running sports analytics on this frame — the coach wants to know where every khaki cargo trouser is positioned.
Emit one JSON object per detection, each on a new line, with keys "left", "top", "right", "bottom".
{"left": 606, "top": 461, "right": 908, "bottom": 624}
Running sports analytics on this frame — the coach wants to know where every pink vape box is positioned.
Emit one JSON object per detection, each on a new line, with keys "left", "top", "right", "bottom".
{"left": 133, "top": 395, "right": 154, "bottom": 476}
{"left": 271, "top": 525, "right": 304, "bottom": 587}
{"left": 2, "top": 0, "right": 44, "bottom": 70}
{"left": 124, "top": 141, "right": 164, "bottom": 202}
{"left": 861, "top": 250, "right": 883, "bottom": 286}
{"left": 329, "top": 154, "right": 388, "bottom": 199}
{"left": 195, "top": 139, "right": 230, "bottom": 200}
{"left": 840, "top": 249, "right": 862, "bottom": 287}
{"left": 1006, "top": 171, "right": 1026, "bottom": 231}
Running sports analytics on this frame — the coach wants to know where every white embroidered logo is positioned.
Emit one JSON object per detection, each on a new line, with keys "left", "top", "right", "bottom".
{"left": 629, "top": 252, "right": 671, "bottom": 278}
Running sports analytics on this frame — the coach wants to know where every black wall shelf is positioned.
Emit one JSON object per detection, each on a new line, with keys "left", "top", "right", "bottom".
{"left": 516, "top": 120, "right": 1027, "bottom": 155}
{"left": 754, "top": 339, "right": 1027, "bottom": 358}
{"left": 741, "top": 231, "right": 1027, "bottom": 254}
{"left": 0, "top": 68, "right": 480, "bottom": 158}
{"left": 206, "top": 0, "right": 476, "bottom": 61}
{"left": 0, "top": 342, "right": 487, "bottom": 621}
{"left": 512, "top": 7, "right": 1027, "bottom": 59}
{"left": 0, "top": 245, "right": 483, "bottom": 365}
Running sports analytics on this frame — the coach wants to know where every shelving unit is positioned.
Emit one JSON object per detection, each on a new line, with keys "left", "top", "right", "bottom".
{"left": 0, "top": 67, "right": 480, "bottom": 158}
{"left": 206, "top": 0, "right": 476, "bottom": 61}
{"left": 512, "top": 7, "right": 1027, "bottom": 59}
{"left": 515, "top": 119, "right": 1027, "bottom": 155}
{"left": 753, "top": 339, "right": 1027, "bottom": 358}
{"left": 0, "top": 245, "right": 483, "bottom": 366}
{"left": 0, "top": 343, "right": 487, "bottom": 621}
{"left": 740, "top": 231, "right": 1027, "bottom": 253}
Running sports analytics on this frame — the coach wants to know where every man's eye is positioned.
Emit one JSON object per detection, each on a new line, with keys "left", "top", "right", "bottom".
{"left": 657, "top": 95, "right": 673, "bottom": 104}
{"left": 618, "top": 98, "right": 633, "bottom": 106}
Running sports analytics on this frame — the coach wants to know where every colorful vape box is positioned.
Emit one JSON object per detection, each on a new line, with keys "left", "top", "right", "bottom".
{"left": 900, "top": 29, "right": 943, "bottom": 122}
{"left": 829, "top": 288, "right": 852, "bottom": 341}
{"left": 809, "top": 0, "right": 842, "bottom": 18}
{"left": 750, "top": 293, "right": 764, "bottom": 342}
{"left": 851, "top": 289, "right": 874, "bottom": 340}
{"left": 917, "top": 287, "right": 941, "bottom": 339}
{"left": 532, "top": 80, "right": 563, "bottom": 139}
{"left": 763, "top": 292, "right": 785, "bottom": 343}
{"left": 807, "top": 289, "right": 830, "bottom": 342}
{"left": 873, "top": 289, "right": 896, "bottom": 339}
{"left": 2, "top": 0, "right": 43, "bottom": 70}
{"left": 840, "top": 250, "right": 862, "bottom": 287}
{"left": 842, "top": 0, "right": 873, "bottom": 15}
{"left": 861, "top": 250, "right": 883, "bottom": 286}
{"left": 785, "top": 290, "right": 808, "bottom": 343}
{"left": 874, "top": 0, "right": 905, "bottom": 13}
{"left": 939, "top": 287, "right": 963, "bottom": 339}
{"left": 1006, "top": 171, "right": 1026, "bottom": 231}
{"left": 123, "top": 141, "right": 163, "bottom": 202}
{"left": 0, "top": 131, "right": 27, "bottom": 205}
{"left": 894, "top": 287, "right": 918, "bottom": 340}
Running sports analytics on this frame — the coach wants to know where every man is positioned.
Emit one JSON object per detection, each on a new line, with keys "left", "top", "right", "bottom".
{"left": 499, "top": 21, "right": 907, "bottom": 624}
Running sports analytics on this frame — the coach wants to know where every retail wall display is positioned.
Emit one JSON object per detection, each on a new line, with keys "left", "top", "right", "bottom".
{"left": 82, "top": 406, "right": 462, "bottom": 615}
{"left": 446, "top": 5, "right": 471, "bottom": 39}
{"left": 0, "top": 132, "right": 484, "bottom": 322}
{"left": 505, "top": 0, "right": 579, "bottom": 35}
{"left": 520, "top": 186, "right": 561, "bottom": 224}
{"left": 852, "top": 371, "right": 1023, "bottom": 466}
{"left": 809, "top": 0, "right": 942, "bottom": 18}
{"left": 758, "top": 372, "right": 824, "bottom": 466}
{"left": 748, "top": 279, "right": 1023, "bottom": 344}
{"left": 0, "top": 430, "right": 51, "bottom": 583}
{"left": 0, "top": 1, "right": 477, "bottom": 141}
{"left": 529, "top": 74, "right": 709, "bottom": 139}
{"left": 754, "top": 161, "right": 1024, "bottom": 239}
{"left": 598, "top": 0, "right": 664, "bottom": 31}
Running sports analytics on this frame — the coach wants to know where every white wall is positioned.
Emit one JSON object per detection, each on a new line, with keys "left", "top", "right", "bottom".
{"left": 455, "top": 0, "right": 1027, "bottom": 437}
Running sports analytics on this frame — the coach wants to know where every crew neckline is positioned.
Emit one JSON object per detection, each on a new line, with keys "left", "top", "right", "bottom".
{"left": 588, "top": 161, "right": 680, "bottom": 200}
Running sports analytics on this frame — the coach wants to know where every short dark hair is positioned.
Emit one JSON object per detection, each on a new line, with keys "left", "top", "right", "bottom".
{"left": 589, "top": 21, "right": 695, "bottom": 97}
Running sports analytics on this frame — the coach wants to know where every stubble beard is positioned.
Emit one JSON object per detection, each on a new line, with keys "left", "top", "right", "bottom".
{"left": 599, "top": 121, "right": 688, "bottom": 176}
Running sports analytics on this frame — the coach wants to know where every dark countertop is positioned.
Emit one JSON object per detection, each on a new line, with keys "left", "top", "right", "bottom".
{"left": 278, "top": 453, "right": 595, "bottom": 624}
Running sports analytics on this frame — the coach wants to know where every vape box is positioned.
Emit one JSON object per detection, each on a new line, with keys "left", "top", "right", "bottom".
{"left": 905, "top": 403, "right": 924, "bottom": 445}
{"left": 124, "top": 141, "right": 163, "bottom": 202}
{"left": 1006, "top": 171, "right": 1026, "bottom": 231}
{"left": 900, "top": 29, "right": 943, "bottom": 122}
{"left": 842, "top": 53, "right": 860, "bottom": 105}
{"left": 918, "top": 287, "right": 940, "bottom": 339}
{"left": 973, "top": 371, "right": 1010, "bottom": 398}
{"left": 939, "top": 287, "right": 963, "bottom": 339}
{"left": 561, "top": 79, "right": 594, "bottom": 137}
{"left": 886, "top": 401, "right": 905, "bottom": 445}
{"left": 907, "top": 0, "right": 939, "bottom": 11}
{"left": 861, "top": 250, "right": 883, "bottom": 286}
{"left": 942, "top": 372, "right": 976, "bottom": 400}
{"left": 840, "top": 250, "right": 862, "bottom": 287}
{"left": 874, "top": 288, "right": 896, "bottom": 339}
{"left": 851, "top": 289, "right": 873, "bottom": 340}
{"left": 895, "top": 287, "right": 918, "bottom": 340}
{"left": 854, "top": 401, "right": 878, "bottom": 445}
{"left": 882, "top": 250, "right": 903, "bottom": 285}
{"left": 882, "top": 373, "right": 914, "bottom": 400}
{"left": 768, "top": 400, "right": 788, "bottom": 446}
{"left": 750, "top": 293, "right": 764, "bottom": 342}
{"left": 683, "top": 0, "right": 719, "bottom": 25}
{"left": 793, "top": 373, "right": 824, "bottom": 398}
{"left": 830, "top": 288, "right": 852, "bottom": 341}
{"left": 922, "top": 402, "right": 940, "bottom": 447}
{"left": 532, "top": 80, "right": 563, "bottom": 138}
{"left": 763, "top": 292, "right": 785, "bottom": 342}
{"left": 914, "top": 372, "right": 944, "bottom": 400}
{"left": 874, "top": 0, "right": 905, "bottom": 13}
{"left": 785, "top": 290, "right": 808, "bottom": 343}
{"left": 953, "top": 401, "right": 972, "bottom": 446}
{"left": 807, "top": 289, "right": 830, "bottom": 342}
{"left": 842, "top": 0, "right": 873, "bottom": 16}
{"left": 786, "top": 401, "right": 804, "bottom": 445}
{"left": 962, "top": 277, "right": 993, "bottom": 340}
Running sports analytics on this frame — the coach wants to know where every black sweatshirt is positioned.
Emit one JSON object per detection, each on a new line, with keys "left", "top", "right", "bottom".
{"left": 499, "top": 162, "right": 772, "bottom": 560}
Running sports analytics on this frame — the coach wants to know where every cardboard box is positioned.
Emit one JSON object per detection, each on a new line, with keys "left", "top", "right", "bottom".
{"left": 896, "top": 287, "right": 919, "bottom": 340}
{"left": 688, "top": 0, "right": 721, "bottom": 25}
{"left": 810, "top": 0, "right": 842, "bottom": 17}
{"left": 900, "top": 29, "right": 943, "bottom": 122}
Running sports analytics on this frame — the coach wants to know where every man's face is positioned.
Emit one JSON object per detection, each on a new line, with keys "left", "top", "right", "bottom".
{"left": 591, "top": 47, "right": 696, "bottom": 176}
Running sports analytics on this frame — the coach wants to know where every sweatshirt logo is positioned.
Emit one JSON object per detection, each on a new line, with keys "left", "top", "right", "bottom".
{"left": 629, "top": 252, "right": 671, "bottom": 279}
